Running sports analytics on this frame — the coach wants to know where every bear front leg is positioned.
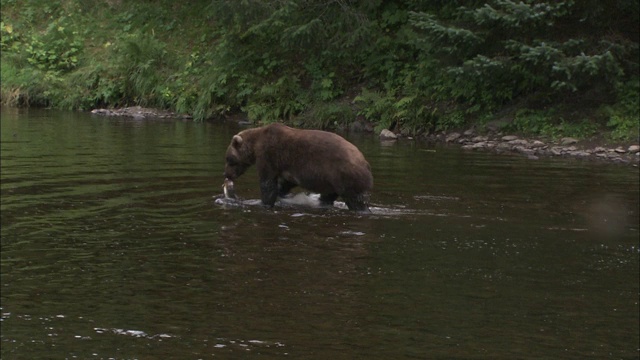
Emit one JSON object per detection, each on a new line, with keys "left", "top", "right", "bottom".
{"left": 278, "top": 179, "right": 297, "bottom": 198}
{"left": 343, "top": 194, "right": 371, "bottom": 213}
{"left": 259, "top": 176, "right": 279, "bottom": 207}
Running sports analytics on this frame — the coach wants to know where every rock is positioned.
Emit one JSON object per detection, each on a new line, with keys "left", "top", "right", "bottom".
{"left": 509, "top": 139, "right": 529, "bottom": 146}
{"left": 501, "top": 135, "right": 518, "bottom": 141}
{"left": 530, "top": 140, "right": 546, "bottom": 148}
{"left": 628, "top": 145, "right": 640, "bottom": 153}
{"left": 90, "top": 106, "right": 188, "bottom": 119}
{"left": 614, "top": 147, "right": 626, "bottom": 154}
{"left": 463, "top": 128, "right": 475, "bottom": 136}
{"left": 445, "top": 132, "right": 461, "bottom": 143}
{"left": 379, "top": 129, "right": 398, "bottom": 140}
{"left": 550, "top": 147, "right": 563, "bottom": 156}
{"left": 472, "top": 136, "right": 489, "bottom": 142}
{"left": 560, "top": 137, "right": 578, "bottom": 145}
{"left": 593, "top": 147, "right": 607, "bottom": 153}
{"left": 514, "top": 146, "right": 535, "bottom": 155}
{"left": 571, "top": 151, "right": 591, "bottom": 157}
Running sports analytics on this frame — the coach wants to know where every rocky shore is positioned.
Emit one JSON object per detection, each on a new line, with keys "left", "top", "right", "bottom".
{"left": 91, "top": 106, "right": 192, "bottom": 120}
{"left": 91, "top": 107, "right": 638, "bottom": 165}
{"left": 381, "top": 127, "right": 639, "bottom": 165}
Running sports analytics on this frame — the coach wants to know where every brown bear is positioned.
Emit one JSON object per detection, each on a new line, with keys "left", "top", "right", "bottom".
{"left": 223, "top": 123, "right": 373, "bottom": 212}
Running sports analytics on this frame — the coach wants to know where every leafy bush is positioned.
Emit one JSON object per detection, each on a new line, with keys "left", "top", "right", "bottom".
{"left": 604, "top": 78, "right": 640, "bottom": 140}
{"left": 298, "top": 102, "right": 355, "bottom": 130}
{"left": 1, "top": 0, "right": 638, "bottom": 141}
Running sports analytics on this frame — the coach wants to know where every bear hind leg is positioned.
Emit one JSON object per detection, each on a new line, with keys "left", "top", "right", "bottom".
{"left": 319, "top": 193, "right": 338, "bottom": 207}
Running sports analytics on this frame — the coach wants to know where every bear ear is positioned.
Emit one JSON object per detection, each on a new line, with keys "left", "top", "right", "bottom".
{"left": 232, "top": 135, "right": 243, "bottom": 148}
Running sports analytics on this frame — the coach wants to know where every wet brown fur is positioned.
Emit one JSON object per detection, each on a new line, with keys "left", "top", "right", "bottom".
{"left": 224, "top": 123, "right": 373, "bottom": 211}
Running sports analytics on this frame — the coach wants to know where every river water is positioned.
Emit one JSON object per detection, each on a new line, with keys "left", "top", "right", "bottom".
{"left": 1, "top": 108, "right": 638, "bottom": 359}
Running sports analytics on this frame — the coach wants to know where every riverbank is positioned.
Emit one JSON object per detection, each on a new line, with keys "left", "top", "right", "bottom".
{"left": 2, "top": 1, "right": 638, "bottom": 144}
{"left": 90, "top": 106, "right": 639, "bottom": 166}
{"left": 380, "top": 123, "right": 639, "bottom": 166}
{"left": 431, "top": 129, "right": 639, "bottom": 165}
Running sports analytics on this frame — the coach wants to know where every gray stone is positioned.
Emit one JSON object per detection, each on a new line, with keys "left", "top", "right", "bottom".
{"left": 514, "top": 146, "right": 535, "bottom": 155}
{"left": 379, "top": 129, "right": 397, "bottom": 140}
{"left": 560, "top": 137, "right": 578, "bottom": 145}
{"left": 628, "top": 145, "right": 640, "bottom": 153}
{"left": 509, "top": 139, "right": 529, "bottom": 146}
{"left": 472, "top": 136, "right": 489, "bottom": 142}
{"left": 530, "top": 140, "right": 546, "bottom": 148}
{"left": 446, "top": 132, "right": 461, "bottom": 142}
{"left": 501, "top": 135, "right": 518, "bottom": 141}
{"left": 463, "top": 128, "right": 475, "bottom": 136}
{"left": 614, "top": 147, "right": 626, "bottom": 154}
{"left": 571, "top": 151, "right": 590, "bottom": 157}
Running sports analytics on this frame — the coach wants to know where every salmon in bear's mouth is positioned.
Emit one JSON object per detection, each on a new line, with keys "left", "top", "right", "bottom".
{"left": 222, "top": 178, "right": 237, "bottom": 199}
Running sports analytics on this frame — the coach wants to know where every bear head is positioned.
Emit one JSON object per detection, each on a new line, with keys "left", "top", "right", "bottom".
{"left": 223, "top": 134, "right": 255, "bottom": 180}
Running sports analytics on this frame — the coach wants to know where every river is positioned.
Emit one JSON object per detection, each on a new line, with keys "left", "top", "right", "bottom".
{"left": 1, "top": 108, "right": 638, "bottom": 359}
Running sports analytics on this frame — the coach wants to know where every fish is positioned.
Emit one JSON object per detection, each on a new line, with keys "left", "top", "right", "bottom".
{"left": 222, "top": 178, "right": 237, "bottom": 199}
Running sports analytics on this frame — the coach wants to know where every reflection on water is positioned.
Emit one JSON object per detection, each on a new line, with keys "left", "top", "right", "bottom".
{"left": 1, "top": 108, "right": 638, "bottom": 359}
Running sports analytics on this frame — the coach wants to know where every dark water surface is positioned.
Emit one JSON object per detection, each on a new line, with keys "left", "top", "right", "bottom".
{"left": 1, "top": 108, "right": 638, "bottom": 359}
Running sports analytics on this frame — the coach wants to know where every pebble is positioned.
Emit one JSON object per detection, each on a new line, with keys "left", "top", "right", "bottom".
{"left": 501, "top": 135, "right": 518, "bottom": 141}
{"left": 629, "top": 145, "right": 640, "bottom": 153}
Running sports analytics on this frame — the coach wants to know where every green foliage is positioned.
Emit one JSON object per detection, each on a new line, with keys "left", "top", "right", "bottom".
{"left": 409, "top": 0, "right": 638, "bottom": 117}
{"left": 354, "top": 88, "right": 397, "bottom": 132}
{"left": 297, "top": 102, "right": 354, "bottom": 130}
{"left": 437, "top": 111, "right": 467, "bottom": 132}
{"left": 507, "top": 108, "right": 599, "bottom": 139}
{"left": 244, "top": 75, "right": 308, "bottom": 124}
{"left": 354, "top": 88, "right": 435, "bottom": 135}
{"left": 111, "top": 31, "right": 175, "bottom": 107}
{"left": 1, "top": 0, "right": 638, "bottom": 141}
{"left": 0, "top": 21, "right": 20, "bottom": 51}
{"left": 604, "top": 78, "right": 640, "bottom": 140}
{"left": 23, "top": 17, "right": 84, "bottom": 72}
